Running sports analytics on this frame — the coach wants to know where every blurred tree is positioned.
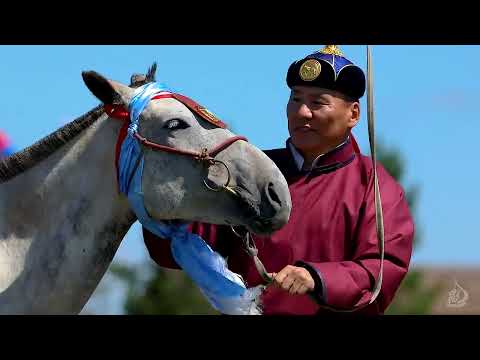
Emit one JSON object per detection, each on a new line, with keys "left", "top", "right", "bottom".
{"left": 108, "top": 261, "right": 219, "bottom": 315}
{"left": 376, "top": 141, "right": 443, "bottom": 314}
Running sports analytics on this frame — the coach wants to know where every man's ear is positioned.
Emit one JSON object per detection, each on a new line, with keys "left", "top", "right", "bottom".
{"left": 347, "top": 101, "right": 360, "bottom": 129}
{"left": 82, "top": 70, "right": 134, "bottom": 106}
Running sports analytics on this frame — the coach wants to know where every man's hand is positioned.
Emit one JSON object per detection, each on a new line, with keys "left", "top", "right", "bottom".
{"left": 269, "top": 265, "right": 315, "bottom": 295}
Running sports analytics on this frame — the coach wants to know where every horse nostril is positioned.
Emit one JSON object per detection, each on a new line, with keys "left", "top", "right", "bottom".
{"left": 267, "top": 182, "right": 282, "bottom": 208}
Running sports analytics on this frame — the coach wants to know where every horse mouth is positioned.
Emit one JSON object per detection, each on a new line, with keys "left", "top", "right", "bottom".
{"left": 230, "top": 185, "right": 283, "bottom": 236}
{"left": 247, "top": 218, "right": 281, "bottom": 236}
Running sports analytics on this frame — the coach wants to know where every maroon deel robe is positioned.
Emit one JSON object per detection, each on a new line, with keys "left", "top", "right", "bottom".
{"left": 143, "top": 137, "right": 414, "bottom": 315}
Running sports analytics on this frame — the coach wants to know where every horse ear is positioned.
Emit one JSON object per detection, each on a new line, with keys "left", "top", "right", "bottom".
{"left": 146, "top": 62, "right": 157, "bottom": 82}
{"left": 129, "top": 62, "right": 157, "bottom": 88}
{"left": 82, "top": 71, "right": 134, "bottom": 105}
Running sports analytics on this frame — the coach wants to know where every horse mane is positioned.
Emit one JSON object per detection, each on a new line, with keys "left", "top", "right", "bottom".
{"left": 0, "top": 105, "right": 105, "bottom": 183}
{"left": 0, "top": 63, "right": 158, "bottom": 184}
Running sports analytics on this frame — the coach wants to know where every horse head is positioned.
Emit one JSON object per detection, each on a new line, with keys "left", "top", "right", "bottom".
{"left": 82, "top": 67, "right": 292, "bottom": 236}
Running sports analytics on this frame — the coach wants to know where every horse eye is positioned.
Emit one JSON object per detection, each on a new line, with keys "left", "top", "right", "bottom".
{"left": 164, "top": 118, "right": 190, "bottom": 130}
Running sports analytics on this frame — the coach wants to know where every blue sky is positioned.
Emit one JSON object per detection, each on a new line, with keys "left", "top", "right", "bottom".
{"left": 1, "top": 45, "right": 478, "bottom": 311}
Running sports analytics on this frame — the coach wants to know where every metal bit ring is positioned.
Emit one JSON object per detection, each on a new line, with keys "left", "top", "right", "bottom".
{"left": 203, "top": 159, "right": 232, "bottom": 192}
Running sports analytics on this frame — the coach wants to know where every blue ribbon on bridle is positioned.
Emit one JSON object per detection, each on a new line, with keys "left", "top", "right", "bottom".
{"left": 117, "top": 82, "right": 264, "bottom": 315}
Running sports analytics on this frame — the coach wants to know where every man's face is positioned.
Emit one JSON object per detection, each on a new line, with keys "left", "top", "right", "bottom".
{"left": 287, "top": 86, "right": 360, "bottom": 155}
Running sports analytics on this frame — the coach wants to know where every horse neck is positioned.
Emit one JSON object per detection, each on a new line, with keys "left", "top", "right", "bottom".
{"left": 0, "top": 115, "right": 136, "bottom": 314}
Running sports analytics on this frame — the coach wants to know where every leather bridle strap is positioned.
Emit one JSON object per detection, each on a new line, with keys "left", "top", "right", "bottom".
{"left": 110, "top": 91, "right": 248, "bottom": 192}
{"left": 134, "top": 133, "right": 248, "bottom": 162}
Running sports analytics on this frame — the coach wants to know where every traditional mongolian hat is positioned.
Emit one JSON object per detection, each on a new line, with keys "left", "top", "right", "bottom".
{"left": 286, "top": 45, "right": 366, "bottom": 100}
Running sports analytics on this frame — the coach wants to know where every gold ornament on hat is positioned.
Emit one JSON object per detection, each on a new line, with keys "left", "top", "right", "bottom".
{"left": 299, "top": 59, "right": 322, "bottom": 81}
{"left": 319, "top": 45, "right": 344, "bottom": 56}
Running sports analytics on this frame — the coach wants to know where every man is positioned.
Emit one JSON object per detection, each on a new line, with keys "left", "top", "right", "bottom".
{"left": 143, "top": 45, "right": 414, "bottom": 315}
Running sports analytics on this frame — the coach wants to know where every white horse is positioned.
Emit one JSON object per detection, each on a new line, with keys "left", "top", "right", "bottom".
{"left": 0, "top": 66, "right": 291, "bottom": 314}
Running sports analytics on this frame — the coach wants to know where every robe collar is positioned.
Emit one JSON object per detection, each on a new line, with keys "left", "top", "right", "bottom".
{"left": 285, "top": 136, "right": 356, "bottom": 176}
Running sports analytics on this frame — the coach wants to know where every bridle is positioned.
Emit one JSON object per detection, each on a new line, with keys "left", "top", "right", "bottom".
{"left": 106, "top": 88, "right": 272, "bottom": 287}
{"left": 106, "top": 92, "right": 248, "bottom": 196}
{"left": 106, "top": 88, "right": 274, "bottom": 287}
{"left": 134, "top": 131, "right": 247, "bottom": 195}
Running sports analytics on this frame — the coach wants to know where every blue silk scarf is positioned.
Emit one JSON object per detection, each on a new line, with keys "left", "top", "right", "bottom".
{"left": 117, "top": 82, "right": 264, "bottom": 315}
